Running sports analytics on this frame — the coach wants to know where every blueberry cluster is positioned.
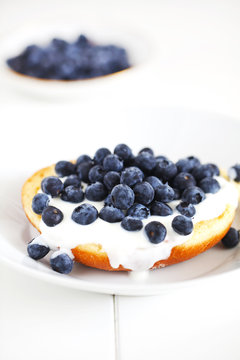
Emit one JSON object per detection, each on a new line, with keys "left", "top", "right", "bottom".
{"left": 7, "top": 35, "right": 130, "bottom": 80}
{"left": 31, "top": 145, "right": 221, "bottom": 252}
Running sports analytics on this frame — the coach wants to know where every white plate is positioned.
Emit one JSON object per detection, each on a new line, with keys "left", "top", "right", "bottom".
{"left": 1, "top": 109, "right": 240, "bottom": 296}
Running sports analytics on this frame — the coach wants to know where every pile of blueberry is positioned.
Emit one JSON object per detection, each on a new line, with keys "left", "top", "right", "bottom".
{"left": 7, "top": 35, "right": 130, "bottom": 80}
{"left": 28, "top": 144, "right": 230, "bottom": 274}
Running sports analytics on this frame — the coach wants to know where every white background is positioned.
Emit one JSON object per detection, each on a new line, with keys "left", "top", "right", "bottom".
{"left": 1, "top": 1, "right": 240, "bottom": 359}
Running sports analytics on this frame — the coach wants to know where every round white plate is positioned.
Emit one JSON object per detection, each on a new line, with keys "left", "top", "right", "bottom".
{"left": 1, "top": 109, "right": 240, "bottom": 296}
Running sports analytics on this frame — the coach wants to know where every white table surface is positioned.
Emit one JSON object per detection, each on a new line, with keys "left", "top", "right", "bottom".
{"left": 1, "top": 1, "right": 240, "bottom": 359}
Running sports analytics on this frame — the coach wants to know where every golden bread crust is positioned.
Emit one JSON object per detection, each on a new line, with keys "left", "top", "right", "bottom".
{"left": 22, "top": 165, "right": 237, "bottom": 271}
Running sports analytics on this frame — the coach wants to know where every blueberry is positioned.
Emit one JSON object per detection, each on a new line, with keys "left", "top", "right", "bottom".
{"left": 103, "top": 154, "right": 123, "bottom": 172}
{"left": 111, "top": 184, "right": 135, "bottom": 210}
{"left": 127, "top": 203, "right": 150, "bottom": 219}
{"left": 61, "top": 185, "right": 84, "bottom": 203}
{"left": 173, "top": 188, "right": 181, "bottom": 200}
{"left": 41, "top": 176, "right": 64, "bottom": 197}
{"left": 135, "top": 151, "right": 156, "bottom": 173}
{"left": 55, "top": 161, "right": 76, "bottom": 177}
{"left": 114, "top": 144, "right": 132, "bottom": 160}
{"left": 145, "top": 176, "right": 163, "bottom": 190}
{"left": 150, "top": 201, "right": 173, "bottom": 216}
{"left": 88, "top": 165, "right": 105, "bottom": 183}
{"left": 32, "top": 193, "right": 49, "bottom": 214}
{"left": 154, "top": 159, "right": 177, "bottom": 181}
{"left": 64, "top": 175, "right": 81, "bottom": 188}
{"left": 172, "top": 215, "right": 193, "bottom": 235}
{"left": 27, "top": 238, "right": 50, "bottom": 260}
{"left": 75, "top": 34, "right": 89, "bottom": 47}
{"left": 182, "top": 186, "right": 206, "bottom": 204}
{"left": 176, "top": 202, "right": 196, "bottom": 217}
{"left": 42, "top": 206, "right": 63, "bottom": 227}
{"left": 72, "top": 203, "right": 98, "bottom": 225}
{"left": 121, "top": 216, "right": 143, "bottom": 231}
{"left": 172, "top": 172, "right": 196, "bottom": 190}
{"left": 221, "top": 228, "right": 240, "bottom": 248}
{"left": 76, "top": 154, "right": 92, "bottom": 166}
{"left": 155, "top": 184, "right": 175, "bottom": 203}
{"left": 133, "top": 182, "right": 155, "bottom": 205}
{"left": 120, "top": 167, "right": 144, "bottom": 187}
{"left": 50, "top": 251, "right": 73, "bottom": 274}
{"left": 155, "top": 155, "right": 168, "bottom": 162}
{"left": 138, "top": 147, "right": 154, "bottom": 156}
{"left": 192, "top": 164, "right": 215, "bottom": 181}
{"left": 199, "top": 177, "right": 220, "bottom": 194}
{"left": 99, "top": 206, "right": 124, "bottom": 223}
{"left": 209, "top": 163, "right": 220, "bottom": 176}
{"left": 94, "top": 148, "right": 111, "bottom": 164}
{"left": 103, "top": 171, "right": 120, "bottom": 191}
{"left": 176, "top": 156, "right": 200, "bottom": 173}
{"left": 77, "top": 161, "right": 93, "bottom": 183}
{"left": 85, "top": 182, "right": 107, "bottom": 201}
{"left": 145, "top": 221, "right": 167, "bottom": 244}
{"left": 228, "top": 164, "right": 240, "bottom": 182}
{"left": 104, "top": 194, "right": 113, "bottom": 206}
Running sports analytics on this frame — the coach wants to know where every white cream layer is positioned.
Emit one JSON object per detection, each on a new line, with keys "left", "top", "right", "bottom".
{"left": 39, "top": 176, "right": 238, "bottom": 271}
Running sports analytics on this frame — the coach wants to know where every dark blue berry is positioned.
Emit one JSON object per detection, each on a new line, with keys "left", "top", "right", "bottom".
{"left": 64, "top": 175, "right": 81, "bottom": 188}
{"left": 176, "top": 202, "right": 196, "bottom": 217}
{"left": 176, "top": 156, "right": 200, "bottom": 173}
{"left": 111, "top": 184, "right": 135, "bottom": 210}
{"left": 32, "top": 193, "right": 49, "bottom": 214}
{"left": 199, "top": 177, "right": 220, "bottom": 194}
{"left": 209, "top": 163, "right": 220, "bottom": 176}
{"left": 50, "top": 252, "right": 73, "bottom": 274}
{"left": 121, "top": 217, "right": 143, "bottom": 231}
{"left": 72, "top": 203, "right": 98, "bottom": 225}
{"left": 127, "top": 203, "right": 150, "bottom": 219}
{"left": 55, "top": 161, "right": 76, "bottom": 177}
{"left": 172, "top": 215, "right": 193, "bottom": 235}
{"left": 103, "top": 171, "right": 120, "bottom": 191}
{"left": 94, "top": 148, "right": 111, "bottom": 164}
{"left": 145, "top": 221, "right": 167, "bottom": 244}
{"left": 103, "top": 154, "right": 123, "bottom": 172}
{"left": 133, "top": 182, "right": 155, "bottom": 205}
{"left": 120, "top": 167, "right": 144, "bottom": 187}
{"left": 173, "top": 188, "right": 181, "bottom": 200}
{"left": 85, "top": 182, "right": 107, "bottom": 201}
{"left": 150, "top": 201, "right": 173, "bottom": 216}
{"left": 154, "top": 159, "right": 177, "bottom": 181}
{"left": 27, "top": 239, "right": 50, "bottom": 260}
{"left": 192, "top": 164, "right": 215, "bottom": 181}
{"left": 155, "top": 184, "right": 175, "bottom": 202}
{"left": 138, "top": 147, "right": 154, "bottom": 156}
{"left": 42, "top": 206, "right": 63, "bottom": 227}
{"left": 145, "top": 176, "right": 163, "bottom": 190}
{"left": 41, "top": 176, "right": 64, "bottom": 197}
{"left": 77, "top": 161, "right": 93, "bottom": 183}
{"left": 99, "top": 206, "right": 124, "bottom": 223}
{"left": 228, "top": 164, "right": 240, "bottom": 182}
{"left": 88, "top": 165, "right": 105, "bottom": 183}
{"left": 76, "top": 154, "right": 92, "bottom": 166}
{"left": 114, "top": 144, "right": 132, "bottom": 160}
{"left": 135, "top": 152, "right": 156, "bottom": 173}
{"left": 155, "top": 155, "right": 168, "bottom": 162}
{"left": 182, "top": 186, "right": 206, "bottom": 204}
{"left": 172, "top": 172, "right": 196, "bottom": 190}
{"left": 61, "top": 185, "right": 84, "bottom": 203}
{"left": 104, "top": 194, "right": 113, "bottom": 206}
{"left": 221, "top": 228, "right": 240, "bottom": 248}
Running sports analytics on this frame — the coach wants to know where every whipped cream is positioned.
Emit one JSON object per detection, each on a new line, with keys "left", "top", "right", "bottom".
{"left": 39, "top": 176, "right": 238, "bottom": 271}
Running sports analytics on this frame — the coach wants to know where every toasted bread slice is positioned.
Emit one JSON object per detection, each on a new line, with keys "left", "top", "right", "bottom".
{"left": 22, "top": 165, "right": 237, "bottom": 271}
